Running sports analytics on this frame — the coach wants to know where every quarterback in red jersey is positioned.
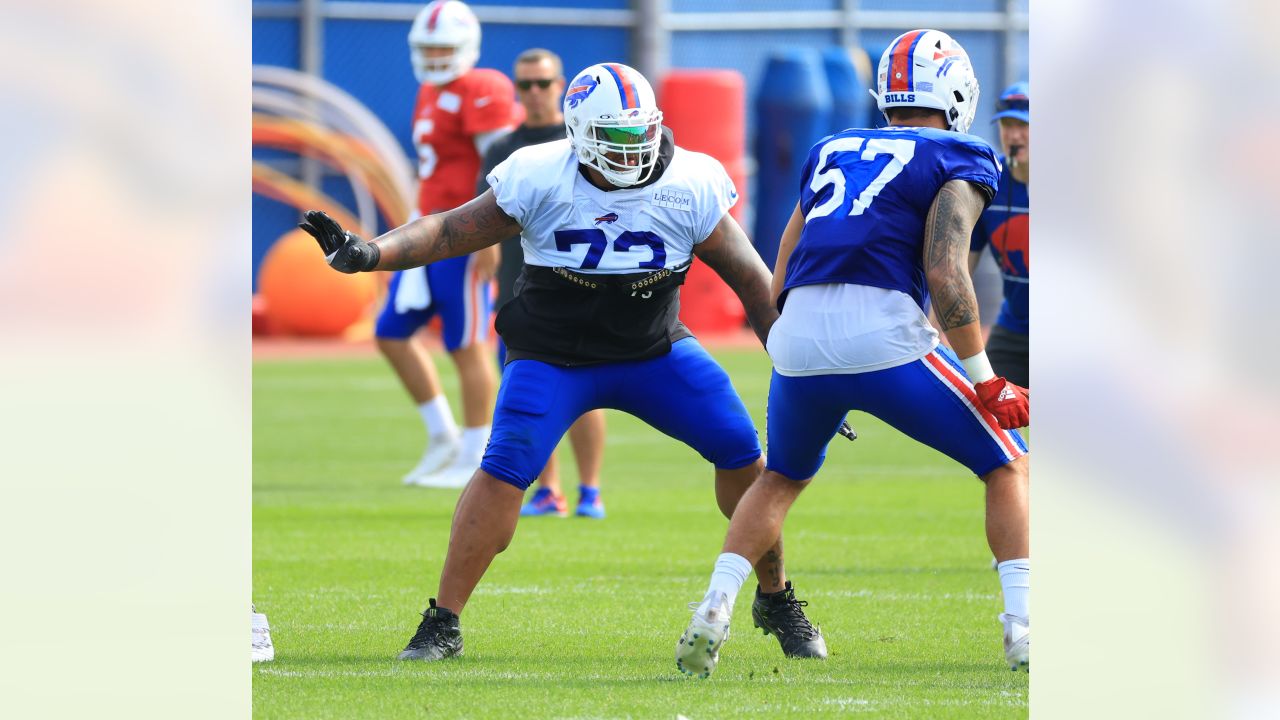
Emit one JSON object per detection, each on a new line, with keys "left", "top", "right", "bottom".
{"left": 377, "top": 0, "right": 517, "bottom": 488}
{"left": 411, "top": 54, "right": 519, "bottom": 214}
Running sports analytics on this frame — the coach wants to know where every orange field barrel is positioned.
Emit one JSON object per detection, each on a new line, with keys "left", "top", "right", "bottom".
{"left": 660, "top": 70, "right": 748, "bottom": 335}
{"left": 258, "top": 228, "right": 378, "bottom": 336}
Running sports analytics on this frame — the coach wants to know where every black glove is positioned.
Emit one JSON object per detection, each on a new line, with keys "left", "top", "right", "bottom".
{"left": 837, "top": 419, "right": 857, "bottom": 441}
{"left": 298, "top": 210, "right": 380, "bottom": 273}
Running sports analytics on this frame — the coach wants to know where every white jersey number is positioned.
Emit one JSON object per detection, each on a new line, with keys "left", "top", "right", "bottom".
{"left": 805, "top": 137, "right": 916, "bottom": 221}
{"left": 414, "top": 119, "right": 437, "bottom": 180}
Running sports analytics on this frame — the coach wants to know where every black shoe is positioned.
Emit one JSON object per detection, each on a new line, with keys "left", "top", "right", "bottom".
{"left": 751, "top": 581, "right": 828, "bottom": 659}
{"left": 397, "top": 598, "right": 463, "bottom": 661}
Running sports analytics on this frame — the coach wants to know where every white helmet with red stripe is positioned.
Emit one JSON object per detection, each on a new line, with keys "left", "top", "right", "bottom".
{"left": 408, "top": 0, "right": 481, "bottom": 86}
{"left": 563, "top": 62, "right": 664, "bottom": 188}
{"left": 870, "top": 29, "right": 980, "bottom": 134}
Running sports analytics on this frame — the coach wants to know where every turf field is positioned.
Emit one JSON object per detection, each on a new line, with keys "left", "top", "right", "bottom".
{"left": 253, "top": 347, "right": 1028, "bottom": 719}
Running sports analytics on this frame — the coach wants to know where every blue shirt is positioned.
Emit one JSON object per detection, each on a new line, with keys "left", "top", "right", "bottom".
{"left": 970, "top": 160, "right": 1029, "bottom": 334}
{"left": 783, "top": 126, "right": 1000, "bottom": 313}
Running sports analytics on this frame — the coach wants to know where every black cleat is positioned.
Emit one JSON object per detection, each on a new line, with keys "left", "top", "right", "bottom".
{"left": 751, "top": 581, "right": 828, "bottom": 659}
{"left": 397, "top": 598, "right": 463, "bottom": 661}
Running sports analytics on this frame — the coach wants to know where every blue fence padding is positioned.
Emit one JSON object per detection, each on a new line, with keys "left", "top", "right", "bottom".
{"left": 752, "top": 48, "right": 832, "bottom": 270}
{"left": 821, "top": 46, "right": 870, "bottom": 136}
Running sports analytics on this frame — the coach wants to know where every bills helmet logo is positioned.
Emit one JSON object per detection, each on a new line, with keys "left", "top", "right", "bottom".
{"left": 566, "top": 73, "right": 599, "bottom": 108}
{"left": 594, "top": 212, "right": 619, "bottom": 225}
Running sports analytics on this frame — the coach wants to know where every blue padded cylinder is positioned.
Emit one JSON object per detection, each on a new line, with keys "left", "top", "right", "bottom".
{"left": 822, "top": 46, "right": 872, "bottom": 136}
{"left": 752, "top": 49, "right": 832, "bottom": 270}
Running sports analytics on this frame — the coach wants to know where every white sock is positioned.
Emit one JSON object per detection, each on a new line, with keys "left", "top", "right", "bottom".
{"left": 459, "top": 425, "right": 491, "bottom": 462}
{"left": 419, "top": 396, "right": 459, "bottom": 440}
{"left": 997, "top": 558, "right": 1030, "bottom": 620}
{"left": 705, "top": 553, "right": 752, "bottom": 612}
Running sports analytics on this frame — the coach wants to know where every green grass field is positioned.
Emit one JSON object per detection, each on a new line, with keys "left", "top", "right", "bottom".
{"left": 254, "top": 348, "right": 1027, "bottom": 719}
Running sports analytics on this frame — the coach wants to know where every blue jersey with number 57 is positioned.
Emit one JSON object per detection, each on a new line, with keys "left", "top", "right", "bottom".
{"left": 782, "top": 126, "right": 1000, "bottom": 312}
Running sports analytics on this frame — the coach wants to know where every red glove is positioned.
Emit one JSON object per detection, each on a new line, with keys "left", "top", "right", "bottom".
{"left": 974, "top": 377, "right": 1030, "bottom": 429}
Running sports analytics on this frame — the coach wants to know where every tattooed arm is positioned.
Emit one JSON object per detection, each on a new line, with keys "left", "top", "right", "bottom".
{"left": 694, "top": 212, "right": 778, "bottom": 346}
{"left": 923, "top": 180, "right": 990, "bottom": 360}
{"left": 372, "top": 190, "right": 522, "bottom": 270}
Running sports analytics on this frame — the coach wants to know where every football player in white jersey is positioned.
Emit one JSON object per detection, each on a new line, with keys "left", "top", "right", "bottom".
{"left": 300, "top": 62, "right": 828, "bottom": 663}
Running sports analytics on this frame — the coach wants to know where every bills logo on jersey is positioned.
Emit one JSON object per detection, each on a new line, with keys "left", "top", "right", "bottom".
{"left": 992, "top": 214, "right": 1029, "bottom": 278}
{"left": 566, "top": 73, "right": 599, "bottom": 108}
{"left": 594, "top": 212, "right": 619, "bottom": 225}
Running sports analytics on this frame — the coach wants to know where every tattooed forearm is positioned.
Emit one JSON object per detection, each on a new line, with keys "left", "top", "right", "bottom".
{"left": 371, "top": 190, "right": 521, "bottom": 270}
{"left": 923, "top": 180, "right": 986, "bottom": 331}
{"left": 697, "top": 215, "right": 779, "bottom": 346}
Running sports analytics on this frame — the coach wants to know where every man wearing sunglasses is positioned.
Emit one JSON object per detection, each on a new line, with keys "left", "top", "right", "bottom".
{"left": 476, "top": 48, "right": 608, "bottom": 520}
{"left": 300, "top": 61, "right": 826, "bottom": 665}
{"left": 970, "top": 82, "right": 1030, "bottom": 388}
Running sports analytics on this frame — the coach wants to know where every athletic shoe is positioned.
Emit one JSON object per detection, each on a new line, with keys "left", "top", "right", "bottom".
{"left": 751, "top": 581, "right": 827, "bottom": 659}
{"left": 410, "top": 459, "right": 476, "bottom": 489}
{"left": 520, "top": 487, "right": 568, "bottom": 517}
{"left": 402, "top": 434, "right": 460, "bottom": 485}
{"left": 251, "top": 604, "right": 274, "bottom": 663}
{"left": 676, "top": 591, "right": 731, "bottom": 679}
{"left": 397, "top": 599, "right": 463, "bottom": 661}
{"left": 1000, "top": 613, "right": 1029, "bottom": 671}
{"left": 574, "top": 486, "right": 605, "bottom": 519}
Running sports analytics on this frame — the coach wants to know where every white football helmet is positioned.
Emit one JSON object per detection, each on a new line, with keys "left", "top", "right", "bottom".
{"left": 408, "top": 1, "right": 480, "bottom": 86}
{"left": 563, "top": 63, "right": 664, "bottom": 188}
{"left": 870, "top": 29, "right": 980, "bottom": 134}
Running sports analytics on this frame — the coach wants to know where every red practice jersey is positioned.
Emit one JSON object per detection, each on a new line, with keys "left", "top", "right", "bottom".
{"left": 412, "top": 68, "right": 519, "bottom": 214}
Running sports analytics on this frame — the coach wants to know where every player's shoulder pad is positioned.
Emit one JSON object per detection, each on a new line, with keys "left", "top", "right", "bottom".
{"left": 666, "top": 146, "right": 738, "bottom": 222}
{"left": 489, "top": 139, "right": 575, "bottom": 219}
{"left": 805, "top": 129, "right": 849, "bottom": 157}
{"left": 666, "top": 146, "right": 734, "bottom": 197}
{"left": 492, "top": 139, "right": 574, "bottom": 194}
{"left": 462, "top": 68, "right": 515, "bottom": 96}
{"left": 913, "top": 127, "right": 998, "bottom": 159}
{"left": 669, "top": 145, "right": 727, "bottom": 177}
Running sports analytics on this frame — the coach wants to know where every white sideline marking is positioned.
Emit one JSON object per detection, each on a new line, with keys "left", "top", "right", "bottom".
{"left": 815, "top": 589, "right": 998, "bottom": 602}
{"left": 472, "top": 585, "right": 551, "bottom": 596}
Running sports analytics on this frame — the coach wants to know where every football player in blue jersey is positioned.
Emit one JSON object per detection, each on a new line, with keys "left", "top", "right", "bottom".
{"left": 299, "top": 62, "right": 828, "bottom": 664}
{"left": 970, "top": 81, "right": 1030, "bottom": 388}
{"left": 676, "top": 30, "right": 1032, "bottom": 678}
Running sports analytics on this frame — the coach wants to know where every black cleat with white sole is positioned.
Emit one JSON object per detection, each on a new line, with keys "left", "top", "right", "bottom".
{"left": 397, "top": 599, "right": 463, "bottom": 661}
{"left": 751, "top": 581, "right": 827, "bottom": 659}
